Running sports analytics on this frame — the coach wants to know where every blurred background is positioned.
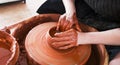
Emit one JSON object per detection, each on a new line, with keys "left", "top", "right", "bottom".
{"left": 0, "top": 0, "right": 46, "bottom": 29}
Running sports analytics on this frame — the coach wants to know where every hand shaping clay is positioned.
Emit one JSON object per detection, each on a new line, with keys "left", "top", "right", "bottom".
{"left": 25, "top": 22, "right": 91, "bottom": 65}
{"left": 3, "top": 14, "right": 108, "bottom": 65}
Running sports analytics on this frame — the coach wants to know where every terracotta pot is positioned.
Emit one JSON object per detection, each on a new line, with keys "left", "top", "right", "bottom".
{"left": 25, "top": 22, "right": 91, "bottom": 65}
{"left": 0, "top": 30, "right": 19, "bottom": 65}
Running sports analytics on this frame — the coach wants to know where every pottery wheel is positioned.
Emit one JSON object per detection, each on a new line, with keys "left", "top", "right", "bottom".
{"left": 25, "top": 22, "right": 91, "bottom": 65}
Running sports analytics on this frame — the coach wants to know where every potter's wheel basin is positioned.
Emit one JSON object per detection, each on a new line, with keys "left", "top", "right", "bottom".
{"left": 0, "top": 30, "right": 19, "bottom": 65}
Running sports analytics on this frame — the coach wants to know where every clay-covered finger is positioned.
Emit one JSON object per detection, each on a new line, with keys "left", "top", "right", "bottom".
{"left": 59, "top": 16, "right": 66, "bottom": 31}
{"left": 54, "top": 32, "right": 71, "bottom": 37}
{"left": 57, "top": 15, "right": 65, "bottom": 31}
{"left": 57, "top": 17, "right": 64, "bottom": 31}
{"left": 51, "top": 36, "right": 71, "bottom": 42}
{"left": 59, "top": 44, "right": 75, "bottom": 49}
{"left": 62, "top": 20, "right": 69, "bottom": 31}
{"left": 55, "top": 29, "right": 75, "bottom": 36}
{"left": 75, "top": 24, "right": 81, "bottom": 32}
{"left": 56, "top": 20, "right": 61, "bottom": 31}
{"left": 65, "top": 22, "right": 73, "bottom": 31}
{"left": 67, "top": 22, "right": 74, "bottom": 30}
{"left": 52, "top": 40, "right": 74, "bottom": 48}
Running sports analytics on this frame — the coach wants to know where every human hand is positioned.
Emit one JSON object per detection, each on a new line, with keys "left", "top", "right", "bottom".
{"left": 51, "top": 29, "right": 78, "bottom": 50}
{"left": 57, "top": 13, "right": 81, "bottom": 32}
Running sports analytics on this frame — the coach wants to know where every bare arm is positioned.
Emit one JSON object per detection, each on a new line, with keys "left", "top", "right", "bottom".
{"left": 57, "top": 0, "right": 81, "bottom": 31}
{"left": 62, "top": 0, "right": 120, "bottom": 45}
{"left": 77, "top": 28, "right": 120, "bottom": 45}
{"left": 51, "top": 28, "right": 120, "bottom": 49}
{"left": 62, "top": 0, "right": 76, "bottom": 15}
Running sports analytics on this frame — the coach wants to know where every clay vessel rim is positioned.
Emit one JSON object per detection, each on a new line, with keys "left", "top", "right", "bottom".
{"left": 46, "top": 26, "right": 77, "bottom": 53}
{"left": 0, "top": 30, "right": 17, "bottom": 64}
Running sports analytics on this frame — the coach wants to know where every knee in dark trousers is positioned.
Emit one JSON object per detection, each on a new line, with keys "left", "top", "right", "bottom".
{"left": 37, "top": 0, "right": 65, "bottom": 14}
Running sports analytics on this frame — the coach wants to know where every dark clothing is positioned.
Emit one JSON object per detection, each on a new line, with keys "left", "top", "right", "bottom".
{"left": 37, "top": 0, "right": 120, "bottom": 61}
{"left": 84, "top": 0, "right": 120, "bottom": 22}
{"left": 37, "top": 0, "right": 95, "bottom": 19}
{"left": 37, "top": 0, "right": 65, "bottom": 14}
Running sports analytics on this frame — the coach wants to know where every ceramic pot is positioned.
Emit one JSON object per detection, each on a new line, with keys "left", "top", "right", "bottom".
{"left": 0, "top": 30, "right": 19, "bottom": 65}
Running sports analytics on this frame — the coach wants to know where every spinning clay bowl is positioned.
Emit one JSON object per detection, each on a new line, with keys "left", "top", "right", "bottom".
{"left": 0, "top": 30, "right": 19, "bottom": 65}
{"left": 2, "top": 14, "right": 108, "bottom": 65}
{"left": 25, "top": 22, "right": 91, "bottom": 65}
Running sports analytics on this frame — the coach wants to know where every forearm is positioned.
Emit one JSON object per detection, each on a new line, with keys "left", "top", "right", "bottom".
{"left": 62, "top": 0, "right": 76, "bottom": 14}
{"left": 78, "top": 28, "right": 120, "bottom": 45}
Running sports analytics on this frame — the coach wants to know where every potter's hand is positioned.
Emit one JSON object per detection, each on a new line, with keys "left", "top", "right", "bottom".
{"left": 57, "top": 13, "right": 81, "bottom": 32}
{"left": 51, "top": 29, "right": 78, "bottom": 49}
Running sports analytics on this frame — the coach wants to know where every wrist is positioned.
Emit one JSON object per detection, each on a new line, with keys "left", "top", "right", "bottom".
{"left": 62, "top": 0, "right": 76, "bottom": 15}
{"left": 66, "top": 11, "right": 76, "bottom": 18}
{"left": 77, "top": 32, "right": 88, "bottom": 45}
{"left": 77, "top": 32, "right": 97, "bottom": 45}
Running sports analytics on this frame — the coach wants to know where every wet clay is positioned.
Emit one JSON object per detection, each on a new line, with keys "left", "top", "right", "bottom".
{"left": 25, "top": 22, "right": 91, "bottom": 65}
{"left": 0, "top": 31, "right": 19, "bottom": 65}
{"left": 2, "top": 14, "right": 60, "bottom": 65}
{"left": 0, "top": 42, "right": 12, "bottom": 65}
{"left": 3, "top": 14, "right": 108, "bottom": 65}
